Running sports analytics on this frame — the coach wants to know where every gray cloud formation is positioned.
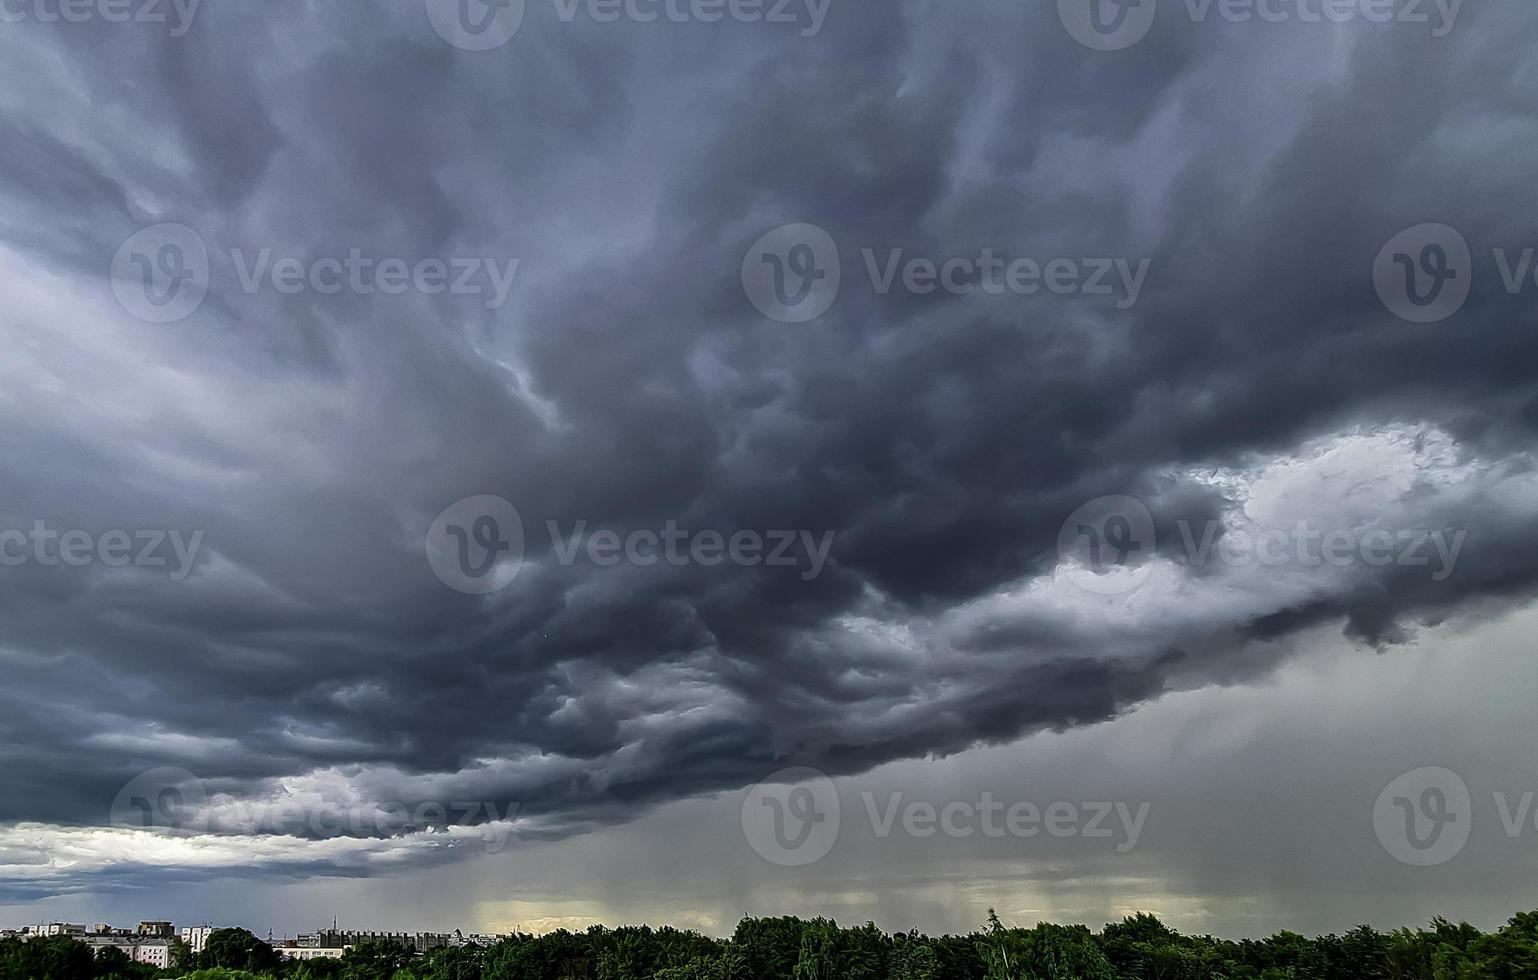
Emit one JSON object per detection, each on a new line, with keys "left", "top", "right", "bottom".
{"left": 0, "top": 0, "right": 1535, "bottom": 899}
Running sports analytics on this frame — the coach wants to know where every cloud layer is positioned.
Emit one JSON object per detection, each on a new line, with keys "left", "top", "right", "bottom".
{"left": 0, "top": 0, "right": 1535, "bottom": 905}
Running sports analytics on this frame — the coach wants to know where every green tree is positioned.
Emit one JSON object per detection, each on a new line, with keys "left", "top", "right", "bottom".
{"left": 482, "top": 931, "right": 593, "bottom": 980}
{"left": 169, "top": 937, "right": 197, "bottom": 973}
{"left": 418, "top": 946, "right": 484, "bottom": 980}
{"left": 1099, "top": 912, "right": 1187, "bottom": 980}
{"left": 792, "top": 919, "right": 888, "bottom": 980}
{"left": 200, "top": 929, "right": 280, "bottom": 973}
{"left": 342, "top": 941, "right": 416, "bottom": 980}
{"left": 732, "top": 918, "right": 810, "bottom": 980}
{"left": 978, "top": 911, "right": 1115, "bottom": 980}
{"left": 1461, "top": 912, "right": 1538, "bottom": 980}
{"left": 891, "top": 934, "right": 941, "bottom": 980}
{"left": 0, "top": 934, "right": 97, "bottom": 980}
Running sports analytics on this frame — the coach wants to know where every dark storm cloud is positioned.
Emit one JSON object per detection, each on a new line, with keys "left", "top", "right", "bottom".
{"left": 0, "top": 0, "right": 1536, "bottom": 891}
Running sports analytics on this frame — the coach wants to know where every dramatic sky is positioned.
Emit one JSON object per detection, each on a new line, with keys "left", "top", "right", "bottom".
{"left": 2, "top": 0, "right": 1537, "bottom": 941}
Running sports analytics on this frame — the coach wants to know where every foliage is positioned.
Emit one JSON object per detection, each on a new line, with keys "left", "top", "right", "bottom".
{"left": 977, "top": 910, "right": 1116, "bottom": 980}
{"left": 13, "top": 908, "right": 1538, "bottom": 980}
{"left": 200, "top": 930, "right": 281, "bottom": 974}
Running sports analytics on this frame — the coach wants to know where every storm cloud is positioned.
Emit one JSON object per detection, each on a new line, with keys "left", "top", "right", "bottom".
{"left": 0, "top": 0, "right": 1536, "bottom": 913}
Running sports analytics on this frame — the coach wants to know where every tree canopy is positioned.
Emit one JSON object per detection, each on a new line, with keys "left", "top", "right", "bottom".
{"left": 9, "top": 909, "right": 1538, "bottom": 980}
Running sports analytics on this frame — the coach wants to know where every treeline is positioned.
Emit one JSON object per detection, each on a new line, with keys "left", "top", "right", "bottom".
{"left": 7, "top": 909, "right": 1538, "bottom": 980}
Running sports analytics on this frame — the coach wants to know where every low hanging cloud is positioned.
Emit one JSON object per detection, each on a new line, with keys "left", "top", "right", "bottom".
{"left": 0, "top": 0, "right": 1536, "bottom": 897}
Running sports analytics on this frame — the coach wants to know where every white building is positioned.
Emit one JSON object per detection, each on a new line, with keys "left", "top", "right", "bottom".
{"left": 453, "top": 932, "right": 510, "bottom": 948}
{"left": 306, "top": 929, "right": 450, "bottom": 952}
{"left": 128, "top": 944, "right": 172, "bottom": 968}
{"left": 276, "top": 947, "right": 347, "bottom": 961}
{"left": 78, "top": 935, "right": 174, "bottom": 968}
{"left": 180, "top": 926, "right": 217, "bottom": 955}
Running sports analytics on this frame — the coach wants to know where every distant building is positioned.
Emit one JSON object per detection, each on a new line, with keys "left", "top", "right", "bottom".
{"left": 275, "top": 946, "right": 347, "bottom": 961}
{"left": 180, "top": 925, "right": 217, "bottom": 954}
{"left": 77, "top": 934, "right": 173, "bottom": 969}
{"left": 6, "top": 919, "right": 482, "bottom": 963}
{"left": 305, "top": 928, "right": 450, "bottom": 952}
{"left": 128, "top": 943, "right": 172, "bottom": 968}
{"left": 452, "top": 930, "right": 510, "bottom": 948}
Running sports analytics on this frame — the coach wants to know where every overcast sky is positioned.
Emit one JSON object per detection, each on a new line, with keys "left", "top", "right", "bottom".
{"left": 1, "top": 0, "right": 1537, "bottom": 941}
